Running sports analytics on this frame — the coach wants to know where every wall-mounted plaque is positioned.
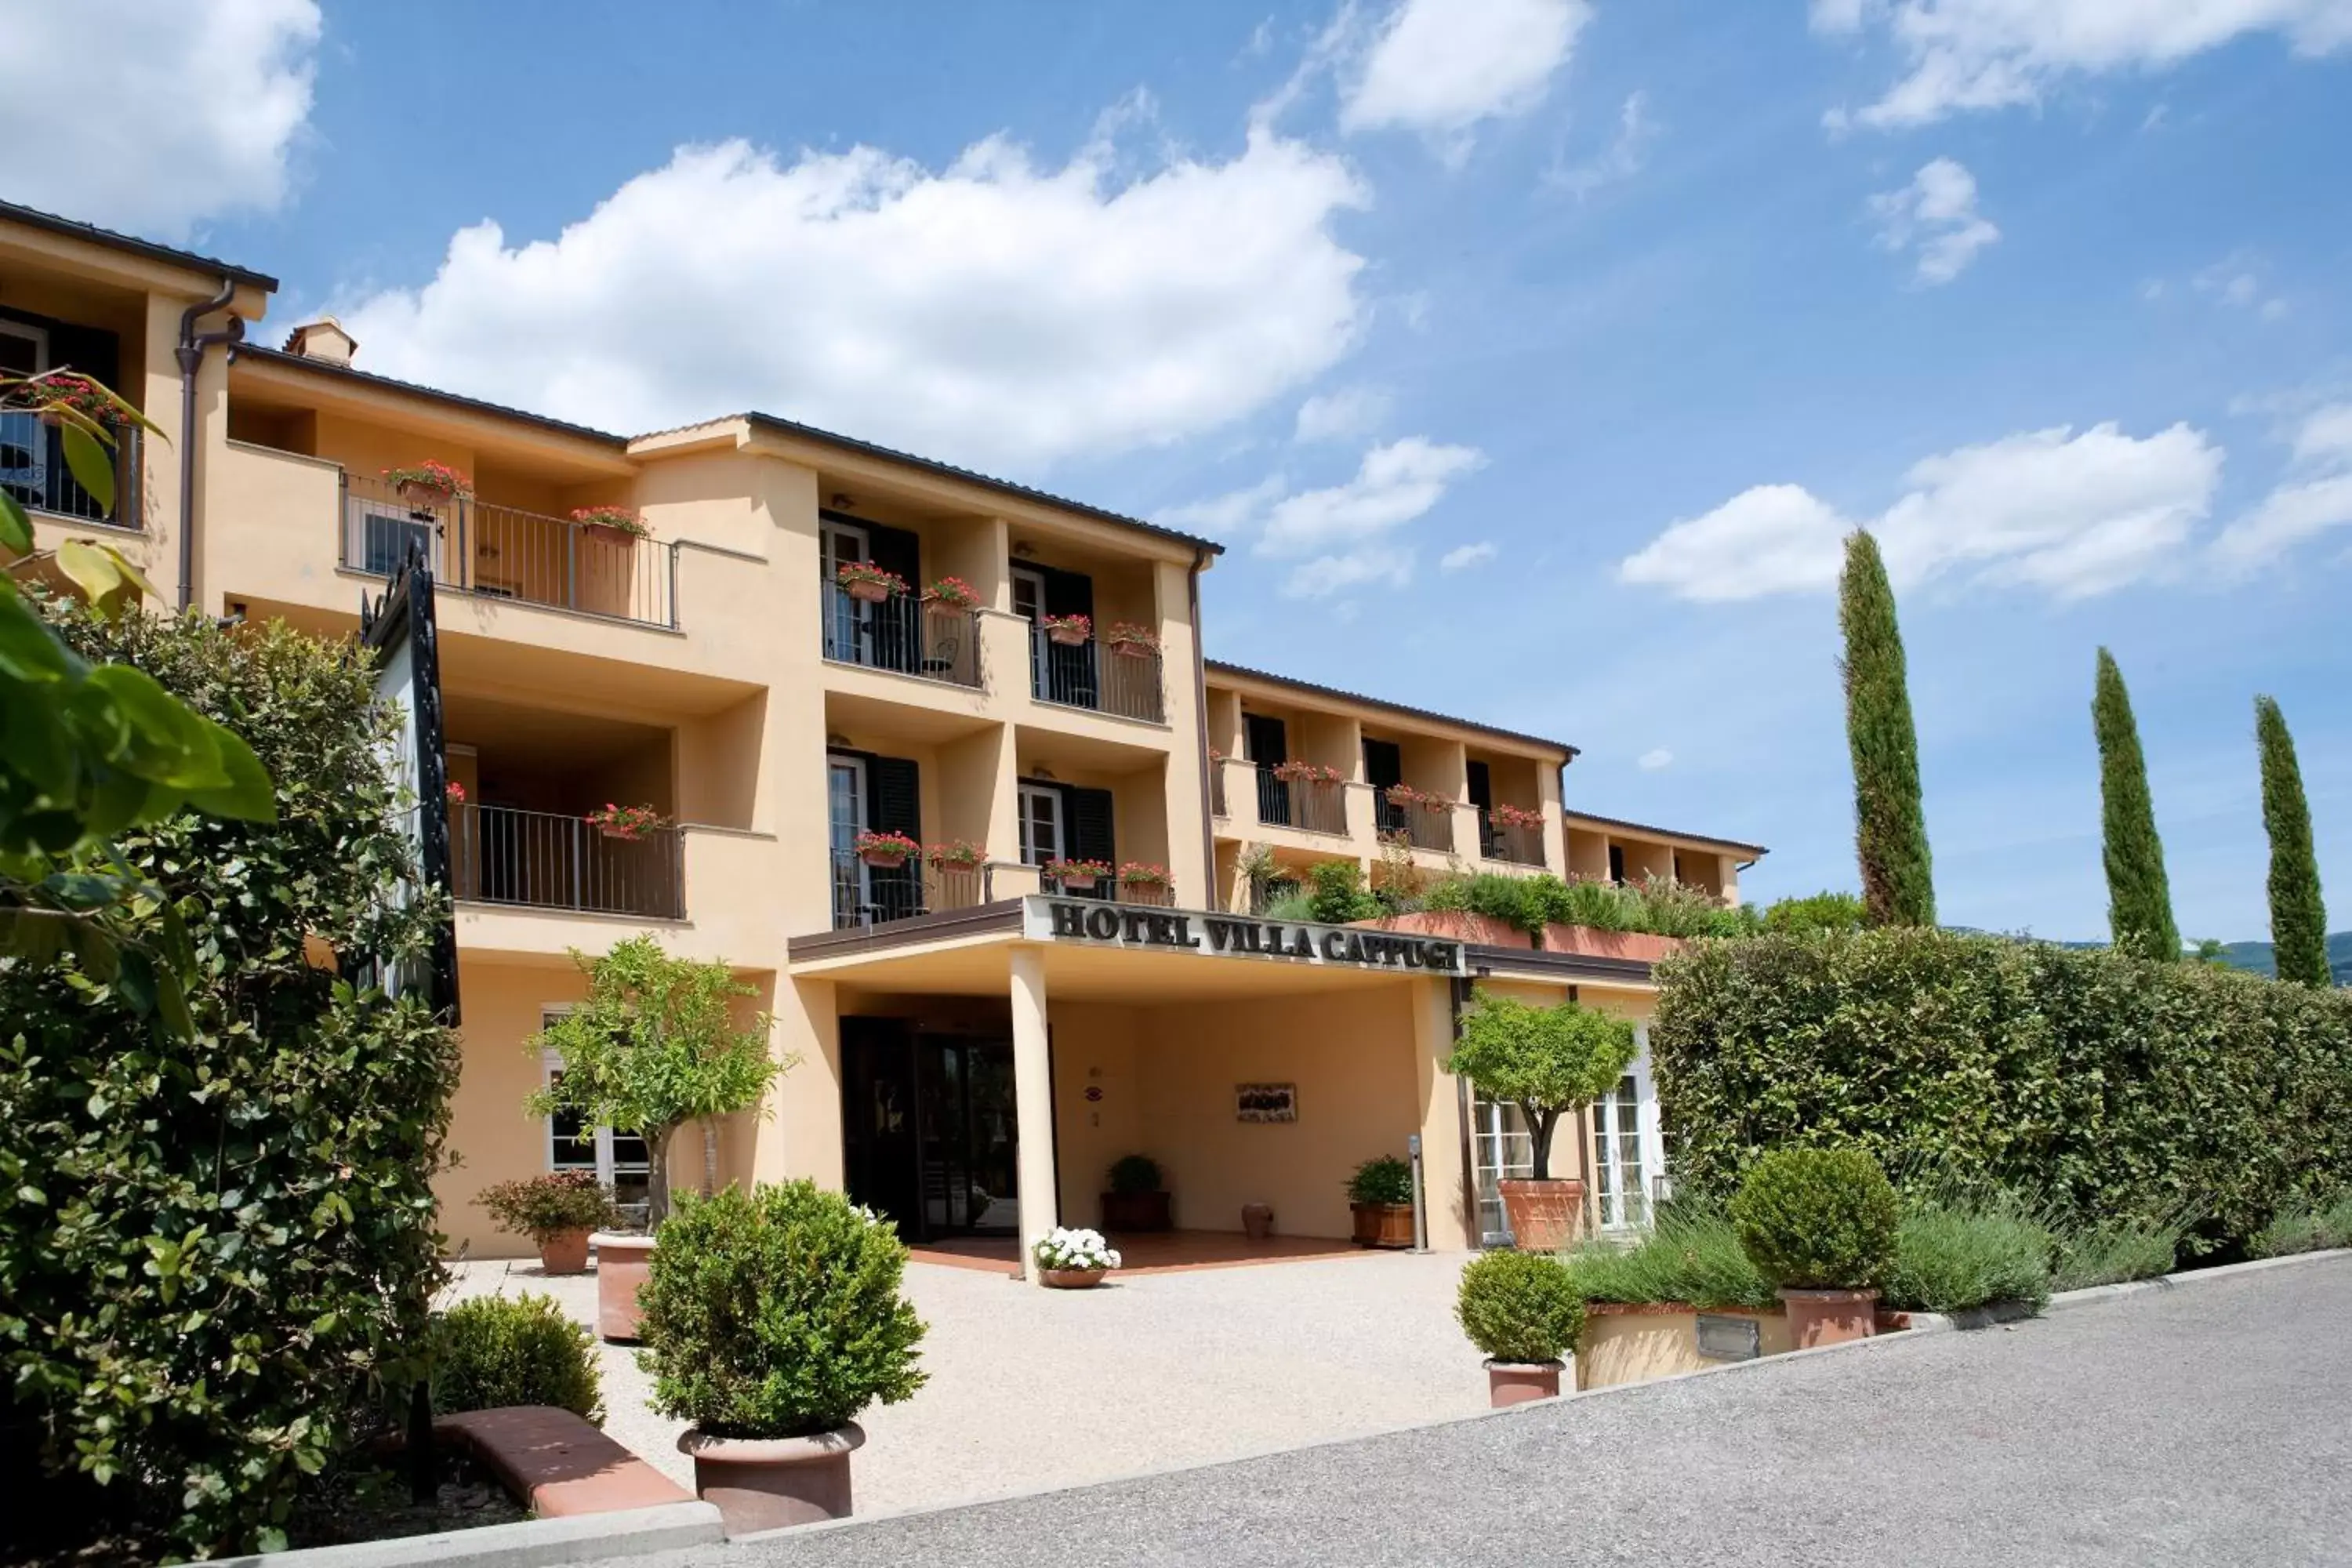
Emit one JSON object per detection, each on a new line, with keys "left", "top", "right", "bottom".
{"left": 1694, "top": 1312, "right": 1761, "bottom": 1363}
{"left": 1236, "top": 1083, "right": 1298, "bottom": 1123}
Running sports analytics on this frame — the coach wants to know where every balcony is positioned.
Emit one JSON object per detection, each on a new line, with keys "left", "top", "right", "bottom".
{"left": 340, "top": 475, "right": 678, "bottom": 629}
{"left": 1482, "top": 814, "right": 1547, "bottom": 867}
{"left": 822, "top": 584, "right": 982, "bottom": 688}
{"left": 451, "top": 802, "right": 684, "bottom": 920}
{"left": 1377, "top": 793, "right": 1457, "bottom": 854}
{"left": 1, "top": 415, "right": 140, "bottom": 529}
{"left": 829, "top": 849, "right": 989, "bottom": 930}
{"left": 1031, "top": 628, "right": 1164, "bottom": 724}
{"left": 1254, "top": 764, "right": 1348, "bottom": 836}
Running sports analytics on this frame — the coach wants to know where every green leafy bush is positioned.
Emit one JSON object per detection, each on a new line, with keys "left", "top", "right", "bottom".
{"left": 431, "top": 1294, "right": 603, "bottom": 1424}
{"left": 1346, "top": 1155, "right": 1414, "bottom": 1206}
{"left": 2047, "top": 1210, "right": 2191, "bottom": 1290}
{"left": 1558, "top": 1204, "right": 1774, "bottom": 1309}
{"left": 1305, "top": 859, "right": 1380, "bottom": 924}
{"left": 1537, "top": 876, "right": 1633, "bottom": 933}
{"left": 1457, "top": 1250, "right": 1586, "bottom": 1363}
{"left": 1650, "top": 928, "right": 2352, "bottom": 1255}
{"left": 1880, "top": 1198, "right": 2053, "bottom": 1314}
{"left": 476, "top": 1171, "right": 622, "bottom": 1243}
{"left": 1108, "top": 1154, "right": 1163, "bottom": 1195}
{"left": 638, "top": 1182, "right": 927, "bottom": 1439}
{"left": 2248, "top": 1192, "right": 2352, "bottom": 1258}
{"left": 1, "top": 606, "right": 459, "bottom": 1557}
{"left": 1730, "top": 1148, "right": 1900, "bottom": 1290}
{"left": 1760, "top": 891, "right": 1867, "bottom": 935}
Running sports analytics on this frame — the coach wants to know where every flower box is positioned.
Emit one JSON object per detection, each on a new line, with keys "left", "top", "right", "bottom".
{"left": 8, "top": 371, "right": 130, "bottom": 430}
{"left": 1274, "top": 760, "right": 1341, "bottom": 786}
{"left": 1105, "top": 621, "right": 1159, "bottom": 658}
{"left": 1117, "top": 862, "right": 1170, "bottom": 891}
{"left": 382, "top": 459, "right": 472, "bottom": 506}
{"left": 922, "top": 575, "right": 980, "bottom": 610}
{"left": 585, "top": 803, "right": 666, "bottom": 841}
{"left": 1044, "top": 858, "right": 1112, "bottom": 892}
{"left": 1042, "top": 613, "right": 1091, "bottom": 647}
{"left": 927, "top": 839, "right": 986, "bottom": 869}
{"left": 1489, "top": 804, "right": 1544, "bottom": 831}
{"left": 855, "top": 830, "right": 921, "bottom": 869}
{"left": 836, "top": 561, "right": 906, "bottom": 604}
{"left": 570, "top": 505, "right": 649, "bottom": 546}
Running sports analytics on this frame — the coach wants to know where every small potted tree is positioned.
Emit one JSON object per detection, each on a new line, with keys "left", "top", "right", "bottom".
{"left": 474, "top": 1171, "right": 622, "bottom": 1274}
{"left": 855, "top": 829, "right": 920, "bottom": 870}
{"left": 1347, "top": 1155, "right": 1416, "bottom": 1248}
{"left": 1032, "top": 1226, "right": 1123, "bottom": 1289}
{"left": 1445, "top": 992, "right": 1638, "bottom": 1251}
{"left": 836, "top": 561, "right": 905, "bottom": 604}
{"left": 570, "top": 504, "right": 650, "bottom": 546}
{"left": 528, "top": 935, "right": 787, "bottom": 1341}
{"left": 585, "top": 802, "right": 666, "bottom": 841}
{"left": 1041, "top": 612, "right": 1091, "bottom": 647}
{"left": 1105, "top": 622, "right": 1159, "bottom": 659}
{"left": 1730, "top": 1146, "right": 1899, "bottom": 1348}
{"left": 1457, "top": 1249, "right": 1585, "bottom": 1407}
{"left": 382, "top": 459, "right": 471, "bottom": 507}
{"left": 640, "top": 1181, "right": 927, "bottom": 1530}
{"left": 1100, "top": 1154, "right": 1172, "bottom": 1232}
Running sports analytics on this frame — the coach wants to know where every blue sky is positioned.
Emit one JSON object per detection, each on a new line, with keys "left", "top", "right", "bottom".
{"left": 13, "top": 0, "right": 2350, "bottom": 942}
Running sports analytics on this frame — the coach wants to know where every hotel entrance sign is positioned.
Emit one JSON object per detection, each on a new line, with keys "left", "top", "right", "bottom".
{"left": 1022, "top": 896, "right": 1468, "bottom": 977}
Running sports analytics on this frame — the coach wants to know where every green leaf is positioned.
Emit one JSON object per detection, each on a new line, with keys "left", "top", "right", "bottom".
{"left": 83, "top": 666, "right": 226, "bottom": 789}
{"left": 60, "top": 421, "right": 114, "bottom": 513}
{"left": 0, "top": 590, "right": 82, "bottom": 684}
{"left": 0, "top": 486, "right": 30, "bottom": 555}
{"left": 182, "top": 721, "right": 277, "bottom": 822}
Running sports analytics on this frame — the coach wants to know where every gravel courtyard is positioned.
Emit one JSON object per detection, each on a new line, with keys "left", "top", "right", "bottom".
{"left": 446, "top": 1247, "right": 1488, "bottom": 1515}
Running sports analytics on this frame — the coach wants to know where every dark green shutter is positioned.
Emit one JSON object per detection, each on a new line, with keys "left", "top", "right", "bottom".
{"left": 1363, "top": 739, "right": 1402, "bottom": 789}
{"left": 1040, "top": 567, "right": 1097, "bottom": 707}
{"left": 47, "top": 320, "right": 120, "bottom": 391}
{"left": 864, "top": 523, "right": 924, "bottom": 675}
{"left": 1068, "top": 786, "right": 1116, "bottom": 866}
{"left": 1466, "top": 760, "right": 1493, "bottom": 809}
{"left": 865, "top": 755, "right": 922, "bottom": 914}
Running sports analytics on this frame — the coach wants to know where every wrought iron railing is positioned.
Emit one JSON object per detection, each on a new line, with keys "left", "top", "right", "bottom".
{"left": 1377, "top": 796, "right": 1455, "bottom": 853}
{"left": 822, "top": 585, "right": 982, "bottom": 688}
{"left": 0, "top": 415, "right": 141, "bottom": 528}
{"left": 1031, "top": 630, "right": 1164, "bottom": 724}
{"left": 829, "top": 851, "right": 988, "bottom": 930}
{"left": 1254, "top": 765, "right": 1346, "bottom": 835}
{"left": 341, "top": 475, "right": 679, "bottom": 628}
{"left": 1483, "top": 816, "right": 1546, "bottom": 867}
{"left": 449, "top": 802, "right": 684, "bottom": 919}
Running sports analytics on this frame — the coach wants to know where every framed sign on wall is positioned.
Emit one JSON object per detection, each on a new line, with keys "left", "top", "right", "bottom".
{"left": 1236, "top": 1083, "right": 1298, "bottom": 1123}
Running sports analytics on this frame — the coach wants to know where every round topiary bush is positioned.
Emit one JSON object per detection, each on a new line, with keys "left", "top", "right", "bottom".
{"left": 430, "top": 1293, "right": 603, "bottom": 1424}
{"left": 637, "top": 1182, "right": 927, "bottom": 1439}
{"left": 1456, "top": 1250, "right": 1587, "bottom": 1364}
{"left": 1730, "top": 1147, "right": 1900, "bottom": 1290}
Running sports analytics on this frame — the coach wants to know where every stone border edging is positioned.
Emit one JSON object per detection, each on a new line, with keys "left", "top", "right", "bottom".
{"left": 2044, "top": 1246, "right": 2350, "bottom": 1314}
{"left": 184, "top": 1501, "right": 724, "bottom": 1568}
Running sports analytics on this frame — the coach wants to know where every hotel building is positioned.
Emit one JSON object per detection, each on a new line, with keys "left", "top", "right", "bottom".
{"left": 1, "top": 200, "right": 1765, "bottom": 1271}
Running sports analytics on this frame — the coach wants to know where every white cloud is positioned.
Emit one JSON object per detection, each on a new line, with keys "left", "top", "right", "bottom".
{"left": 1294, "top": 384, "right": 1392, "bottom": 443}
{"left": 1548, "top": 92, "right": 1657, "bottom": 199}
{"left": 1440, "top": 540, "right": 1498, "bottom": 572}
{"left": 1620, "top": 423, "right": 2223, "bottom": 602}
{"left": 0, "top": 0, "right": 319, "bottom": 240}
{"left": 1638, "top": 747, "right": 1675, "bottom": 771}
{"left": 1341, "top": 0, "right": 1592, "bottom": 149}
{"left": 1871, "top": 158, "right": 2001, "bottom": 285}
{"left": 2212, "top": 403, "right": 2352, "bottom": 569}
{"left": 2194, "top": 253, "right": 2289, "bottom": 319}
{"left": 1156, "top": 474, "right": 1290, "bottom": 537}
{"left": 337, "top": 125, "right": 1369, "bottom": 471}
{"left": 1820, "top": 0, "right": 2352, "bottom": 128}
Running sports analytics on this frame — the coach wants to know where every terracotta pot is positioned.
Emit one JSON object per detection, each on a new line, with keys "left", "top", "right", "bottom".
{"left": 595, "top": 825, "right": 644, "bottom": 841}
{"left": 1780, "top": 1287, "right": 1878, "bottom": 1348}
{"left": 592, "top": 1232, "right": 656, "bottom": 1341}
{"left": 397, "top": 481, "right": 455, "bottom": 507}
{"left": 1362, "top": 909, "right": 1530, "bottom": 949}
{"left": 1046, "top": 623, "right": 1089, "bottom": 647}
{"left": 1099, "top": 1189, "right": 1171, "bottom": 1232}
{"left": 1241, "top": 1203, "right": 1275, "bottom": 1241}
{"left": 1350, "top": 1201, "right": 1415, "bottom": 1249}
{"left": 1499, "top": 1178, "right": 1585, "bottom": 1252}
{"left": 1057, "top": 874, "right": 1099, "bottom": 894}
{"left": 1540, "top": 924, "right": 1686, "bottom": 963}
{"left": 1042, "top": 1267, "right": 1107, "bottom": 1289}
{"left": 680, "top": 1423, "right": 863, "bottom": 1533}
{"left": 1486, "top": 1359, "right": 1563, "bottom": 1408}
{"left": 537, "top": 1228, "right": 590, "bottom": 1276}
{"left": 844, "top": 579, "right": 892, "bottom": 604}
{"left": 582, "top": 521, "right": 639, "bottom": 547}
{"left": 1108, "top": 639, "right": 1154, "bottom": 659}
{"left": 858, "top": 848, "right": 909, "bottom": 869}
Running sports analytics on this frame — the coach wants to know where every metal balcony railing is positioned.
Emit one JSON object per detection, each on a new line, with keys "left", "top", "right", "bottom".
{"left": 450, "top": 802, "right": 684, "bottom": 919}
{"left": 341, "top": 475, "right": 680, "bottom": 629}
{"left": 1030, "top": 631, "right": 1164, "bottom": 724}
{"left": 822, "top": 585, "right": 982, "bottom": 688}
{"left": 1254, "top": 765, "right": 1347, "bottom": 835}
{"left": 1210, "top": 764, "right": 1228, "bottom": 818}
{"left": 829, "top": 851, "right": 988, "bottom": 931}
{"left": 0, "top": 415, "right": 141, "bottom": 528}
{"left": 1377, "top": 796, "right": 1455, "bottom": 853}
{"left": 1483, "top": 816, "right": 1546, "bottom": 867}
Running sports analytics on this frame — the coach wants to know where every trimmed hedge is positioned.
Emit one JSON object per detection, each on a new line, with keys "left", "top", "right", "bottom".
{"left": 431, "top": 1294, "right": 603, "bottom": 1425}
{"left": 1730, "top": 1147, "right": 1899, "bottom": 1290}
{"left": 1650, "top": 927, "right": 2352, "bottom": 1254}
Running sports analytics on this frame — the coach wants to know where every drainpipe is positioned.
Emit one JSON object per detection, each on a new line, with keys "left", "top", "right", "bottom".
{"left": 1186, "top": 546, "right": 1216, "bottom": 907}
{"left": 175, "top": 278, "right": 244, "bottom": 612}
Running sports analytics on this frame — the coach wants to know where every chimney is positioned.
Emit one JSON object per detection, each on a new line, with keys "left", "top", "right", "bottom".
{"left": 282, "top": 316, "right": 358, "bottom": 366}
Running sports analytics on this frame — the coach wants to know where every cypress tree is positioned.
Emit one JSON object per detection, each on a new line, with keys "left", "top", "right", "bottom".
{"left": 1838, "top": 531, "right": 1936, "bottom": 927}
{"left": 2255, "top": 695, "right": 2329, "bottom": 986}
{"left": 2092, "top": 648, "right": 2180, "bottom": 961}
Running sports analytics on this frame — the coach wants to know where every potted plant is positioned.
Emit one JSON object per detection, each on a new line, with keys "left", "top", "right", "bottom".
{"left": 1105, "top": 621, "right": 1159, "bottom": 658}
{"left": 473, "top": 1171, "right": 622, "bottom": 1275}
{"left": 927, "top": 839, "right": 985, "bottom": 869}
{"left": 585, "top": 802, "right": 666, "bottom": 841}
{"left": 528, "top": 935, "right": 786, "bottom": 1341}
{"left": 1033, "top": 1227, "right": 1123, "bottom": 1290}
{"left": 9, "top": 369, "right": 130, "bottom": 429}
{"left": 1100, "top": 1154, "right": 1172, "bottom": 1232}
{"left": 1457, "top": 1249, "right": 1585, "bottom": 1407}
{"left": 1384, "top": 782, "right": 1424, "bottom": 809}
{"left": 1041, "top": 612, "right": 1091, "bottom": 647}
{"left": 570, "top": 504, "right": 650, "bottom": 546}
{"left": 381, "top": 459, "right": 472, "bottom": 506}
{"left": 1490, "top": 804, "right": 1544, "bottom": 831}
{"left": 639, "top": 1181, "right": 926, "bottom": 1531}
{"left": 921, "top": 575, "right": 980, "bottom": 611}
{"left": 1044, "top": 857, "right": 1112, "bottom": 894}
{"left": 1347, "top": 1155, "right": 1417, "bottom": 1248}
{"left": 1730, "top": 1146, "right": 1900, "bottom": 1348}
{"left": 1445, "top": 992, "right": 1639, "bottom": 1251}
{"left": 1118, "top": 861, "right": 1170, "bottom": 895}
{"left": 1419, "top": 791, "right": 1456, "bottom": 815}
{"left": 836, "top": 561, "right": 906, "bottom": 604}
{"left": 855, "top": 829, "right": 920, "bottom": 870}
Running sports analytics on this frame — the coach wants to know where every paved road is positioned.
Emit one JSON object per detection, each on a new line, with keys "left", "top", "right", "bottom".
{"left": 628, "top": 1256, "right": 2352, "bottom": 1568}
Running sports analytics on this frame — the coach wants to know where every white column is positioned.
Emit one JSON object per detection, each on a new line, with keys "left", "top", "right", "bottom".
{"left": 1010, "top": 945, "right": 1059, "bottom": 1283}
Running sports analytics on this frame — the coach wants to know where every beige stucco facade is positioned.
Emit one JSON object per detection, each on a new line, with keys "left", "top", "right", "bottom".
{"left": 3, "top": 201, "right": 1762, "bottom": 1272}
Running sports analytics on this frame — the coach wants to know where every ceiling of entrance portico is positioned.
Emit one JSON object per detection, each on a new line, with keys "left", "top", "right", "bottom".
{"left": 808, "top": 932, "right": 1429, "bottom": 1004}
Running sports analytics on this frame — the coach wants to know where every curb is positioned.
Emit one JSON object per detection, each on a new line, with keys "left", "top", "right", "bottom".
{"left": 187, "top": 1501, "right": 724, "bottom": 1568}
{"left": 2045, "top": 1246, "right": 2350, "bottom": 1315}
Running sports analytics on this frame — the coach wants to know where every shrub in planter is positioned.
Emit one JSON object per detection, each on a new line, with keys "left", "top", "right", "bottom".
{"left": 474, "top": 1171, "right": 622, "bottom": 1272}
{"left": 430, "top": 1294, "right": 604, "bottom": 1424}
{"left": 1457, "top": 1250, "right": 1585, "bottom": 1406}
{"left": 639, "top": 1182, "right": 926, "bottom": 1530}
{"left": 1102, "top": 1153, "right": 1171, "bottom": 1232}
{"left": 1306, "top": 859, "right": 1380, "bottom": 924}
{"left": 1346, "top": 1155, "right": 1415, "bottom": 1247}
{"left": 1731, "top": 1147, "right": 1899, "bottom": 1345}
{"left": 1558, "top": 1203, "right": 1774, "bottom": 1311}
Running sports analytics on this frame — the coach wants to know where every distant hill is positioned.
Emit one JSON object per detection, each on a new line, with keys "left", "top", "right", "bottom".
{"left": 2210, "top": 931, "right": 2352, "bottom": 985}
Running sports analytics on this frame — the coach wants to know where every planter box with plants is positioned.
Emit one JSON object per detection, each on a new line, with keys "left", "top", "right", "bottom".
{"left": 640, "top": 1182, "right": 927, "bottom": 1532}
{"left": 1346, "top": 1154, "right": 1417, "bottom": 1247}
{"left": 1041, "top": 612, "right": 1091, "bottom": 646}
{"left": 1033, "top": 1226, "right": 1123, "bottom": 1289}
{"left": 584, "top": 802, "right": 666, "bottom": 841}
{"left": 835, "top": 561, "right": 906, "bottom": 603}
{"left": 855, "top": 829, "right": 921, "bottom": 869}
{"left": 921, "top": 575, "right": 980, "bottom": 612}
{"left": 1117, "top": 861, "right": 1171, "bottom": 897}
{"left": 1045, "top": 857, "right": 1113, "bottom": 895}
{"left": 1457, "top": 1249, "right": 1585, "bottom": 1407}
{"left": 1105, "top": 621, "right": 1160, "bottom": 659}
{"left": 1730, "top": 1146, "right": 1900, "bottom": 1348}
{"left": 1446, "top": 992, "right": 1638, "bottom": 1251}
{"left": 1100, "top": 1153, "right": 1172, "bottom": 1232}
{"left": 474, "top": 1171, "right": 623, "bottom": 1274}
{"left": 569, "top": 504, "right": 651, "bottom": 546}
{"left": 382, "top": 459, "right": 472, "bottom": 508}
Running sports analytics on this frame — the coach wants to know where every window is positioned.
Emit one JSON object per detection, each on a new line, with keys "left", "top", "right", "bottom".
{"left": 361, "top": 511, "right": 434, "bottom": 576}
{"left": 1589, "top": 1025, "right": 1664, "bottom": 1230}
{"left": 1018, "top": 782, "right": 1063, "bottom": 867}
{"left": 541, "top": 1018, "right": 651, "bottom": 1213}
{"left": 828, "top": 754, "right": 868, "bottom": 925}
{"left": 0, "top": 321, "right": 51, "bottom": 499}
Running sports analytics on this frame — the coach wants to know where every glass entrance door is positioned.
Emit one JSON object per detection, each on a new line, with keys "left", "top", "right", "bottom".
{"left": 842, "top": 1024, "right": 1018, "bottom": 1242}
